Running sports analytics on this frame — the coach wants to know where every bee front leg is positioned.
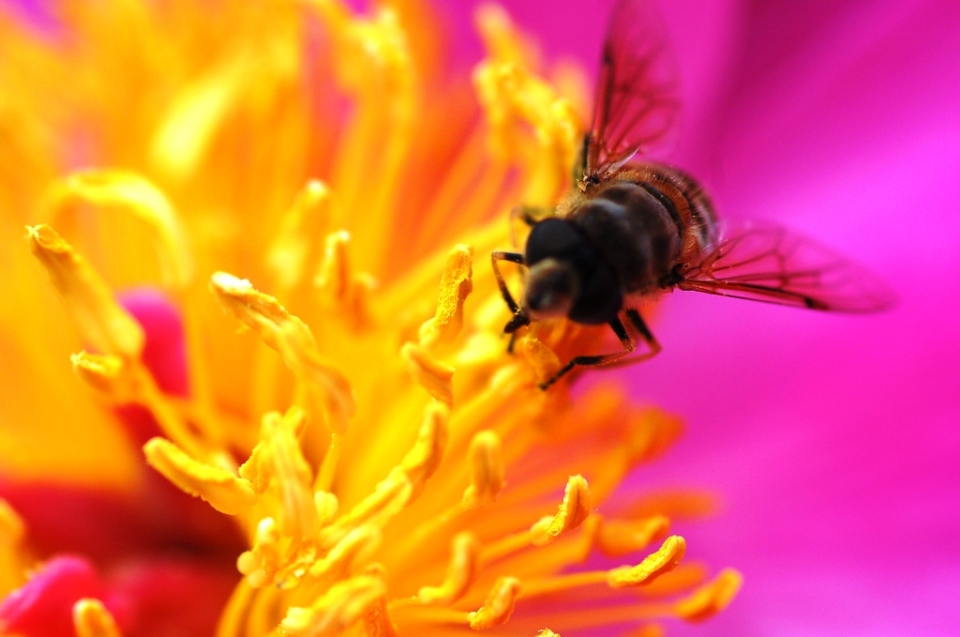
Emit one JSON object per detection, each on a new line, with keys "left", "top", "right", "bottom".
{"left": 539, "top": 309, "right": 661, "bottom": 390}
{"left": 491, "top": 251, "right": 530, "bottom": 350}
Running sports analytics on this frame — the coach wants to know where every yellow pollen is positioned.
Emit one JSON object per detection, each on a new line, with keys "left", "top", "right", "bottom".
{"left": 608, "top": 536, "right": 687, "bottom": 588}
{"left": 73, "top": 598, "right": 122, "bottom": 637}
{"left": 418, "top": 245, "right": 475, "bottom": 349}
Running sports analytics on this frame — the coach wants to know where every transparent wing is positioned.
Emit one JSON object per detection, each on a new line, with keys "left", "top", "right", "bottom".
{"left": 677, "top": 221, "right": 895, "bottom": 312}
{"left": 585, "top": 0, "right": 680, "bottom": 180}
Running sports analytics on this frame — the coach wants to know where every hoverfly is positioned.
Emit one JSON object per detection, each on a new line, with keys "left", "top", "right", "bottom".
{"left": 492, "top": 0, "right": 892, "bottom": 389}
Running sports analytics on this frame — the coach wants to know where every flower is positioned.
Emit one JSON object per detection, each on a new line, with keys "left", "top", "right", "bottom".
{"left": 514, "top": 0, "right": 960, "bottom": 635}
{"left": 0, "top": 1, "right": 742, "bottom": 636}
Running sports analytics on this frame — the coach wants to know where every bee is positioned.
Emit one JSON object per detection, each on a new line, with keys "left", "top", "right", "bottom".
{"left": 492, "top": 0, "right": 892, "bottom": 389}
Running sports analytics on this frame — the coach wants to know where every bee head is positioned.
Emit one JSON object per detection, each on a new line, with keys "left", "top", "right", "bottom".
{"left": 523, "top": 258, "right": 580, "bottom": 320}
{"left": 521, "top": 217, "right": 624, "bottom": 327}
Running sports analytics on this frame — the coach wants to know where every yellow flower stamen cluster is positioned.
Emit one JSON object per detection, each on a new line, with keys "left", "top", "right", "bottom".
{"left": 4, "top": 0, "right": 742, "bottom": 635}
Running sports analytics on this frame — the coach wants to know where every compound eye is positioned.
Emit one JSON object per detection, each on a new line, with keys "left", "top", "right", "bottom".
{"left": 524, "top": 258, "right": 580, "bottom": 320}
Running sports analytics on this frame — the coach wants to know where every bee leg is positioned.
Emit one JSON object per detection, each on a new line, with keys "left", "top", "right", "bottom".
{"left": 510, "top": 205, "right": 540, "bottom": 228}
{"left": 539, "top": 309, "right": 661, "bottom": 390}
{"left": 509, "top": 205, "right": 546, "bottom": 247}
{"left": 624, "top": 309, "right": 662, "bottom": 359}
{"left": 491, "top": 251, "right": 530, "bottom": 346}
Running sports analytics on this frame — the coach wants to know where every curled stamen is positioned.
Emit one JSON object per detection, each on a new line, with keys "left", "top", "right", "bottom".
{"left": 40, "top": 170, "right": 193, "bottom": 289}
{"left": 608, "top": 536, "right": 687, "bottom": 588}
{"left": 674, "top": 568, "right": 743, "bottom": 622}
{"left": 530, "top": 474, "right": 591, "bottom": 545}
{"left": 467, "top": 576, "right": 521, "bottom": 629}
{"left": 144, "top": 437, "right": 257, "bottom": 515}
{"left": 416, "top": 532, "right": 479, "bottom": 606}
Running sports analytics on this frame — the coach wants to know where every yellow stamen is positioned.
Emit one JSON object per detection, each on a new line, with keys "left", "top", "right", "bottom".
{"left": 530, "top": 474, "right": 591, "bottom": 545}
{"left": 401, "top": 343, "right": 454, "bottom": 406}
{"left": 674, "top": 568, "right": 744, "bottom": 622}
{"left": 280, "top": 573, "right": 386, "bottom": 637}
{"left": 27, "top": 224, "right": 144, "bottom": 358}
{"left": 467, "top": 576, "right": 521, "bottom": 629}
{"left": 267, "top": 178, "right": 328, "bottom": 275}
{"left": 39, "top": 170, "right": 193, "bottom": 290}
{"left": 463, "top": 430, "right": 505, "bottom": 508}
{"left": 475, "top": 3, "right": 538, "bottom": 68}
{"left": 210, "top": 272, "right": 356, "bottom": 433}
{"left": 236, "top": 517, "right": 281, "bottom": 589}
{"left": 399, "top": 403, "right": 449, "bottom": 501}
{"left": 418, "top": 245, "right": 474, "bottom": 349}
{"left": 243, "top": 410, "right": 318, "bottom": 541}
{"left": 608, "top": 536, "right": 687, "bottom": 588}
{"left": 583, "top": 515, "right": 671, "bottom": 558}
{"left": 415, "top": 532, "right": 479, "bottom": 606}
{"left": 308, "top": 524, "right": 380, "bottom": 580}
{"left": 143, "top": 437, "right": 257, "bottom": 515}
{"left": 73, "top": 598, "right": 122, "bottom": 637}
{"left": 363, "top": 594, "right": 399, "bottom": 637}
{"left": 70, "top": 352, "right": 134, "bottom": 402}
{"left": 516, "top": 333, "right": 562, "bottom": 386}
{"left": 309, "top": 0, "right": 417, "bottom": 273}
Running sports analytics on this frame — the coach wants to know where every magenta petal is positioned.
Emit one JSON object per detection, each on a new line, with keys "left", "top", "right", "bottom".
{"left": 115, "top": 288, "right": 189, "bottom": 446}
{"left": 0, "top": 555, "right": 104, "bottom": 637}
{"left": 119, "top": 288, "right": 190, "bottom": 398}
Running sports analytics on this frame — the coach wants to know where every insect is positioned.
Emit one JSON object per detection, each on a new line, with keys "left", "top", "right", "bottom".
{"left": 492, "top": 0, "right": 892, "bottom": 390}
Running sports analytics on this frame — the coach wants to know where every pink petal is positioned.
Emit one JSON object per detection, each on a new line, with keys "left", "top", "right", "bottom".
{"left": 120, "top": 288, "right": 190, "bottom": 399}
{"left": 0, "top": 555, "right": 104, "bottom": 637}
